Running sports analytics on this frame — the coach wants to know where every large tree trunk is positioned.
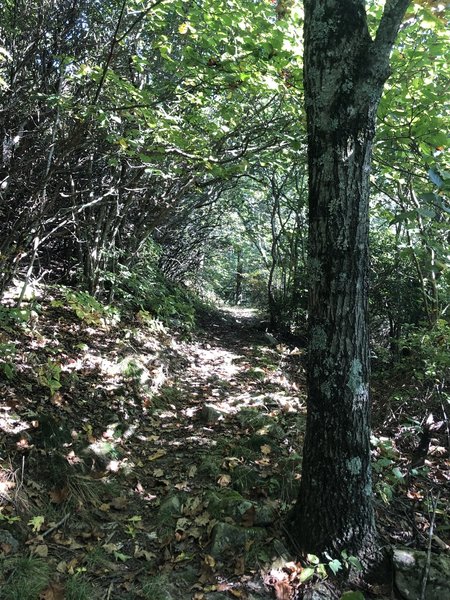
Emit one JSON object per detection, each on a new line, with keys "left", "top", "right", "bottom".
{"left": 291, "top": 0, "right": 410, "bottom": 563}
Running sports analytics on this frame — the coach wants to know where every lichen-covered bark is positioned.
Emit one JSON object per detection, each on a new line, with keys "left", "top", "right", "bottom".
{"left": 292, "top": 0, "right": 410, "bottom": 562}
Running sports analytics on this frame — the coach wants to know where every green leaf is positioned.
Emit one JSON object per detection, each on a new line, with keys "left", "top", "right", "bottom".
{"left": 328, "top": 559, "right": 342, "bottom": 575}
{"left": 28, "top": 515, "right": 45, "bottom": 533}
{"left": 114, "top": 551, "right": 132, "bottom": 562}
{"left": 347, "top": 556, "right": 363, "bottom": 571}
{"left": 299, "top": 567, "right": 315, "bottom": 583}
{"left": 391, "top": 466, "right": 404, "bottom": 481}
{"left": 306, "top": 553, "right": 320, "bottom": 565}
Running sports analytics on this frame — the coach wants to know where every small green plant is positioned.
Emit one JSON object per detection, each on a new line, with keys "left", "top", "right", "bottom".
{"left": 27, "top": 515, "right": 45, "bottom": 533}
{"left": 0, "top": 306, "right": 33, "bottom": 331}
{"left": 0, "top": 341, "right": 16, "bottom": 380}
{"left": 125, "top": 515, "right": 142, "bottom": 538}
{"left": 371, "top": 436, "right": 404, "bottom": 503}
{"left": 52, "top": 288, "right": 119, "bottom": 326}
{"left": 0, "top": 511, "right": 20, "bottom": 525}
{"left": 299, "top": 550, "right": 363, "bottom": 584}
{"left": 38, "top": 359, "right": 62, "bottom": 396}
{"left": 0, "top": 556, "right": 50, "bottom": 600}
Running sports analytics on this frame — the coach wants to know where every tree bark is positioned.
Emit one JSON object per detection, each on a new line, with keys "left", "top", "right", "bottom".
{"left": 291, "top": 0, "right": 410, "bottom": 564}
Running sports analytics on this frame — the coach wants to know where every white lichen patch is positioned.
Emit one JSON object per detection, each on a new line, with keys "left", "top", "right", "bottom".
{"left": 347, "top": 358, "right": 366, "bottom": 395}
{"left": 346, "top": 456, "right": 362, "bottom": 475}
{"left": 310, "top": 325, "right": 327, "bottom": 350}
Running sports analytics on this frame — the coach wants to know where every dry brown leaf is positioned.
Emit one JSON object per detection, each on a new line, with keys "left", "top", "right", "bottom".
{"left": 148, "top": 449, "right": 167, "bottom": 461}
{"left": 241, "top": 506, "right": 255, "bottom": 527}
{"left": 33, "top": 544, "right": 48, "bottom": 557}
{"left": 56, "top": 560, "right": 68, "bottom": 573}
{"left": 49, "top": 486, "right": 69, "bottom": 504}
{"left": 111, "top": 496, "right": 128, "bottom": 510}
{"left": 175, "top": 481, "right": 188, "bottom": 490}
{"left": 134, "top": 545, "right": 157, "bottom": 561}
{"left": 203, "top": 554, "right": 216, "bottom": 568}
{"left": 261, "top": 444, "right": 272, "bottom": 455}
{"left": 234, "top": 556, "right": 245, "bottom": 575}
{"left": 195, "top": 513, "right": 211, "bottom": 526}
{"left": 98, "top": 503, "right": 110, "bottom": 512}
{"left": 217, "top": 474, "right": 231, "bottom": 487}
{"left": 102, "top": 543, "right": 119, "bottom": 554}
{"left": 0, "top": 543, "right": 13, "bottom": 555}
{"left": 39, "top": 582, "right": 65, "bottom": 600}
{"left": 50, "top": 392, "right": 64, "bottom": 406}
{"left": 153, "top": 468, "right": 164, "bottom": 478}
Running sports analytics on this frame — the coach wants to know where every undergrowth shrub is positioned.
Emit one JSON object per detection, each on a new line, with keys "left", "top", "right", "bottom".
{"left": 109, "top": 242, "right": 197, "bottom": 332}
{"left": 400, "top": 320, "right": 450, "bottom": 386}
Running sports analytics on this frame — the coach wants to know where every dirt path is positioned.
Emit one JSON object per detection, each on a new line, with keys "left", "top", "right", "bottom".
{"left": 0, "top": 299, "right": 307, "bottom": 600}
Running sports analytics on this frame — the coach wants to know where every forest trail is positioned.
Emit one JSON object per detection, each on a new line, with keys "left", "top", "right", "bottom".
{"left": 2, "top": 293, "right": 449, "bottom": 599}
{"left": 0, "top": 295, "right": 308, "bottom": 600}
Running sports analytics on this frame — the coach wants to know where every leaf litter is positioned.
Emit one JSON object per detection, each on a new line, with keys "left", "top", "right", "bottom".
{"left": 0, "top": 293, "right": 448, "bottom": 599}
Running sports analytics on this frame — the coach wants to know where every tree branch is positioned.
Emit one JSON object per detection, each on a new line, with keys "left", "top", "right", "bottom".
{"left": 93, "top": 0, "right": 127, "bottom": 105}
{"left": 373, "top": 0, "right": 411, "bottom": 61}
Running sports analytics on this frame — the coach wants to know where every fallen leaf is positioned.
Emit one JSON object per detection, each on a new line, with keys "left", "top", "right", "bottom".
{"left": 153, "top": 468, "right": 164, "bottom": 477}
{"left": 56, "top": 560, "right": 68, "bottom": 573}
{"left": 148, "top": 449, "right": 167, "bottom": 461}
{"left": 49, "top": 486, "right": 69, "bottom": 504}
{"left": 33, "top": 544, "right": 48, "bottom": 557}
{"left": 175, "top": 481, "right": 189, "bottom": 490}
{"left": 234, "top": 556, "right": 245, "bottom": 575}
{"left": 67, "top": 557, "right": 80, "bottom": 574}
{"left": 103, "top": 543, "right": 120, "bottom": 554}
{"left": 39, "top": 582, "right": 65, "bottom": 600}
{"left": 99, "top": 503, "right": 110, "bottom": 512}
{"left": 50, "top": 392, "right": 64, "bottom": 406}
{"left": 261, "top": 444, "right": 272, "bottom": 455}
{"left": 217, "top": 474, "right": 231, "bottom": 487}
{"left": 111, "top": 496, "right": 128, "bottom": 510}
{"left": 194, "top": 511, "right": 210, "bottom": 526}
{"left": 204, "top": 554, "right": 216, "bottom": 568}
{"left": 134, "top": 545, "right": 156, "bottom": 561}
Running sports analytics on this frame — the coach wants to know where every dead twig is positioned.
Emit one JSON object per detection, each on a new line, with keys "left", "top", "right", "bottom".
{"left": 42, "top": 512, "right": 71, "bottom": 538}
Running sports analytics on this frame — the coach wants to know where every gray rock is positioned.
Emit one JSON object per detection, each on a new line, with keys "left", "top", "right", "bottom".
{"left": 209, "top": 522, "right": 266, "bottom": 558}
{"left": 206, "top": 489, "right": 253, "bottom": 522}
{"left": 393, "top": 547, "right": 450, "bottom": 600}
{"left": 200, "top": 403, "right": 225, "bottom": 424}
{"left": 158, "top": 494, "right": 183, "bottom": 519}
{"left": 254, "top": 500, "right": 278, "bottom": 526}
{"left": 0, "top": 529, "right": 20, "bottom": 553}
{"left": 302, "top": 582, "right": 335, "bottom": 600}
